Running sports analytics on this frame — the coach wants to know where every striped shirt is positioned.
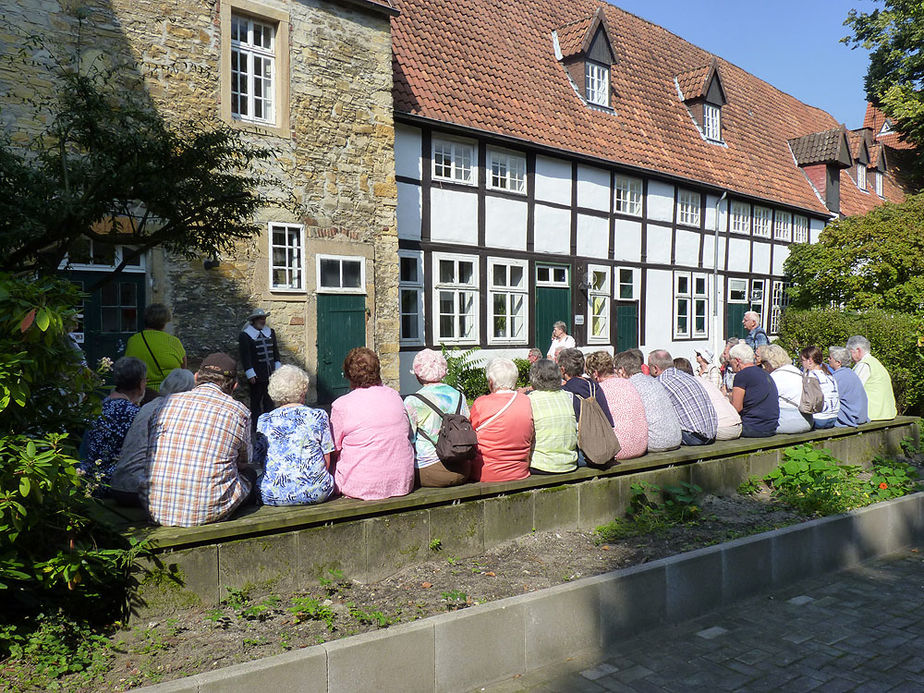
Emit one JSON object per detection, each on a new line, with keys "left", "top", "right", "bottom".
{"left": 145, "top": 383, "right": 252, "bottom": 527}
{"left": 656, "top": 367, "right": 718, "bottom": 440}
{"left": 527, "top": 390, "right": 578, "bottom": 473}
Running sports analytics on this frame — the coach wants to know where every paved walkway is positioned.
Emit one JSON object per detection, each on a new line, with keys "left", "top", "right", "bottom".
{"left": 490, "top": 549, "right": 924, "bottom": 692}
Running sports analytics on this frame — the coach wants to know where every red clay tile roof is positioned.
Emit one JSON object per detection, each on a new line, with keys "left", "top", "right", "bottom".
{"left": 869, "top": 143, "right": 883, "bottom": 169}
{"left": 675, "top": 64, "right": 711, "bottom": 101}
{"left": 846, "top": 130, "right": 867, "bottom": 162}
{"left": 788, "top": 129, "right": 849, "bottom": 167}
{"left": 392, "top": 0, "right": 904, "bottom": 217}
{"left": 863, "top": 102, "right": 914, "bottom": 150}
{"left": 555, "top": 14, "right": 595, "bottom": 57}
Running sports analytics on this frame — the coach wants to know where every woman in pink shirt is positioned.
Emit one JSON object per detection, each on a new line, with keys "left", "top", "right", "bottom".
{"left": 585, "top": 351, "right": 648, "bottom": 460}
{"left": 330, "top": 348, "right": 415, "bottom": 500}
{"left": 469, "top": 358, "right": 533, "bottom": 482}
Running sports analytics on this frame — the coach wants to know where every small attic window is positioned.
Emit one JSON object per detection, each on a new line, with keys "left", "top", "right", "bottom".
{"left": 703, "top": 103, "right": 721, "bottom": 141}
{"left": 585, "top": 61, "right": 609, "bottom": 107}
{"left": 676, "top": 62, "right": 727, "bottom": 145}
{"left": 880, "top": 119, "right": 894, "bottom": 136}
{"left": 553, "top": 7, "right": 616, "bottom": 112}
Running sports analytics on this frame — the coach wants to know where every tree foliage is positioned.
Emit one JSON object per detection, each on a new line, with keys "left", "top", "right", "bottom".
{"left": 784, "top": 192, "right": 924, "bottom": 312}
{"left": 0, "top": 68, "right": 277, "bottom": 278}
{"left": 844, "top": 0, "right": 924, "bottom": 187}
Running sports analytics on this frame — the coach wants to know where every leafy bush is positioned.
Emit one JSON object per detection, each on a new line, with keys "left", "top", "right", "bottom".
{"left": 777, "top": 308, "right": 924, "bottom": 414}
{"left": 594, "top": 481, "right": 703, "bottom": 541}
{"left": 441, "top": 345, "right": 489, "bottom": 399}
{"left": 514, "top": 358, "right": 531, "bottom": 388}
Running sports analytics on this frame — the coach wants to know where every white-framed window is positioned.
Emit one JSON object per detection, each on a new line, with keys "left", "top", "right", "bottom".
{"left": 316, "top": 255, "right": 365, "bottom": 294}
{"left": 873, "top": 170, "right": 884, "bottom": 197}
{"left": 677, "top": 189, "right": 701, "bottom": 227}
{"left": 674, "top": 272, "right": 708, "bottom": 339}
{"left": 536, "top": 264, "right": 569, "bottom": 286}
{"left": 399, "top": 251, "right": 424, "bottom": 344}
{"left": 487, "top": 149, "right": 526, "bottom": 194}
{"left": 60, "top": 238, "right": 145, "bottom": 272}
{"left": 773, "top": 211, "right": 792, "bottom": 242}
{"left": 616, "top": 267, "right": 638, "bottom": 300}
{"left": 587, "top": 265, "right": 611, "bottom": 344}
{"left": 585, "top": 61, "right": 610, "bottom": 107}
{"left": 769, "top": 280, "right": 791, "bottom": 335}
{"left": 269, "top": 223, "right": 304, "bottom": 291}
{"left": 793, "top": 215, "right": 809, "bottom": 243}
{"left": 432, "top": 137, "right": 475, "bottom": 185}
{"left": 752, "top": 206, "right": 772, "bottom": 238}
{"left": 703, "top": 103, "right": 721, "bottom": 141}
{"left": 730, "top": 201, "right": 751, "bottom": 234}
{"left": 749, "top": 279, "right": 765, "bottom": 317}
{"left": 434, "top": 253, "right": 478, "bottom": 343}
{"left": 230, "top": 14, "right": 275, "bottom": 125}
{"left": 728, "top": 278, "right": 748, "bottom": 304}
{"left": 488, "top": 258, "right": 528, "bottom": 344}
{"left": 857, "top": 164, "right": 867, "bottom": 191}
{"left": 614, "top": 175, "right": 642, "bottom": 216}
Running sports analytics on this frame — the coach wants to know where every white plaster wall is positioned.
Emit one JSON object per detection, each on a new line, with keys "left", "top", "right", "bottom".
{"left": 701, "top": 235, "right": 726, "bottom": 270}
{"left": 642, "top": 269, "right": 673, "bottom": 349}
{"left": 397, "top": 182, "right": 421, "bottom": 240}
{"left": 772, "top": 244, "right": 789, "bottom": 276}
{"left": 647, "top": 180, "right": 675, "bottom": 223}
{"left": 394, "top": 125, "right": 422, "bottom": 180}
{"left": 752, "top": 242, "right": 771, "bottom": 275}
{"left": 576, "top": 214, "right": 609, "bottom": 258}
{"left": 576, "top": 165, "right": 610, "bottom": 212}
{"left": 728, "top": 237, "right": 750, "bottom": 272}
{"left": 809, "top": 218, "right": 826, "bottom": 244}
{"left": 647, "top": 224, "right": 672, "bottom": 265}
{"left": 535, "top": 155, "right": 572, "bottom": 206}
{"left": 613, "top": 218, "right": 642, "bottom": 262}
{"left": 704, "top": 195, "right": 727, "bottom": 232}
{"left": 485, "top": 197, "right": 528, "bottom": 250}
{"left": 674, "top": 229, "right": 700, "bottom": 267}
{"left": 534, "top": 204, "right": 571, "bottom": 255}
{"left": 430, "top": 188, "right": 477, "bottom": 245}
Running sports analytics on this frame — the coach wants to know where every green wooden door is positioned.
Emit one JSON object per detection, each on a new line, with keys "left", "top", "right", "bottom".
{"left": 534, "top": 286, "right": 571, "bottom": 353}
{"left": 316, "top": 294, "right": 366, "bottom": 403}
{"left": 60, "top": 270, "right": 146, "bottom": 369}
{"left": 615, "top": 302, "right": 639, "bottom": 352}
{"left": 726, "top": 303, "right": 748, "bottom": 341}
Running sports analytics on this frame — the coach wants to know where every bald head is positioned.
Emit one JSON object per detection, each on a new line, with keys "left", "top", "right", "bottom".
{"left": 647, "top": 349, "right": 674, "bottom": 376}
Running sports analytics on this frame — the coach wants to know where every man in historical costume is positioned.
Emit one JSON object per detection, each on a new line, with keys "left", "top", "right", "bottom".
{"left": 238, "top": 308, "right": 282, "bottom": 424}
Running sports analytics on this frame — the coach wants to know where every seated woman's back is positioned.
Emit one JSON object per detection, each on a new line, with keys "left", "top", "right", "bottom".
{"left": 470, "top": 389, "right": 533, "bottom": 482}
{"left": 528, "top": 389, "right": 578, "bottom": 473}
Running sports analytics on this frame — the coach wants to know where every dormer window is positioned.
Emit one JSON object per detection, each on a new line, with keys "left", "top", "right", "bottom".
{"left": 873, "top": 170, "right": 883, "bottom": 197}
{"left": 857, "top": 163, "right": 867, "bottom": 190}
{"left": 676, "top": 61, "right": 727, "bottom": 144}
{"left": 703, "top": 103, "right": 721, "bottom": 141}
{"left": 585, "top": 61, "right": 610, "bottom": 107}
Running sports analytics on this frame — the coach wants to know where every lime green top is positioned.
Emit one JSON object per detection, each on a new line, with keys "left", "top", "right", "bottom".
{"left": 854, "top": 354, "right": 897, "bottom": 421}
{"left": 124, "top": 329, "right": 186, "bottom": 390}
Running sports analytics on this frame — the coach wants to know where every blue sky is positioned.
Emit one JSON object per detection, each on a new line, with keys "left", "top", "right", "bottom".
{"left": 611, "top": 0, "right": 881, "bottom": 128}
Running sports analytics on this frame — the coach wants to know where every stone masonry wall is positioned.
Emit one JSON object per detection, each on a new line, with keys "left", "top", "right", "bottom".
{"left": 0, "top": 0, "right": 400, "bottom": 392}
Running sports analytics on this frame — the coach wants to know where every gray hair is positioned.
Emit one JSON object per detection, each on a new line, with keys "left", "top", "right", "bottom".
{"left": 553, "top": 320, "right": 568, "bottom": 333}
{"left": 828, "top": 346, "right": 850, "bottom": 366}
{"left": 485, "top": 358, "right": 518, "bottom": 391}
{"left": 159, "top": 368, "right": 195, "bottom": 396}
{"left": 744, "top": 311, "right": 761, "bottom": 323}
{"left": 112, "top": 356, "right": 147, "bottom": 391}
{"left": 762, "top": 344, "right": 792, "bottom": 371}
{"left": 648, "top": 349, "right": 674, "bottom": 373}
{"left": 529, "top": 359, "right": 562, "bottom": 391}
{"left": 846, "top": 335, "right": 871, "bottom": 356}
{"left": 557, "top": 348, "right": 585, "bottom": 377}
{"left": 725, "top": 337, "right": 740, "bottom": 347}
{"left": 729, "top": 343, "right": 755, "bottom": 364}
{"left": 268, "top": 364, "right": 310, "bottom": 405}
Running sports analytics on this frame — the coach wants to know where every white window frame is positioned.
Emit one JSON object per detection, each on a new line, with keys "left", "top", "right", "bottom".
{"left": 586, "top": 265, "right": 611, "bottom": 344}
{"left": 677, "top": 189, "right": 701, "bottom": 227}
{"left": 613, "top": 175, "right": 642, "bottom": 216}
{"left": 59, "top": 239, "right": 147, "bottom": 273}
{"left": 793, "top": 215, "right": 809, "bottom": 243}
{"left": 749, "top": 279, "right": 765, "bottom": 320}
{"left": 585, "top": 61, "right": 610, "bottom": 107}
{"left": 616, "top": 266, "right": 639, "bottom": 301}
{"left": 752, "top": 206, "right": 772, "bottom": 238}
{"left": 433, "top": 252, "right": 479, "bottom": 344}
{"left": 730, "top": 201, "right": 751, "bottom": 235}
{"left": 857, "top": 164, "right": 867, "bottom": 191}
{"left": 769, "top": 280, "right": 790, "bottom": 335}
{"left": 487, "top": 149, "right": 526, "bottom": 194}
{"left": 873, "top": 170, "right": 884, "bottom": 197}
{"left": 432, "top": 137, "right": 476, "bottom": 185}
{"left": 398, "top": 250, "right": 424, "bottom": 345}
{"left": 773, "top": 211, "right": 792, "bottom": 242}
{"left": 703, "top": 103, "right": 721, "bottom": 141}
{"left": 536, "top": 264, "right": 570, "bottom": 287}
{"left": 268, "top": 223, "right": 305, "bottom": 292}
{"left": 674, "top": 271, "right": 708, "bottom": 339}
{"left": 316, "top": 254, "right": 366, "bottom": 295}
{"left": 230, "top": 13, "right": 276, "bottom": 126}
{"left": 487, "top": 257, "right": 528, "bottom": 345}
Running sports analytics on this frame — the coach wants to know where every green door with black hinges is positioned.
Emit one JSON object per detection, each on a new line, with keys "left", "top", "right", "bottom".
{"left": 316, "top": 293, "right": 366, "bottom": 403}
{"left": 726, "top": 303, "right": 748, "bottom": 341}
{"left": 534, "top": 287, "right": 571, "bottom": 354}
{"left": 615, "top": 302, "right": 639, "bottom": 352}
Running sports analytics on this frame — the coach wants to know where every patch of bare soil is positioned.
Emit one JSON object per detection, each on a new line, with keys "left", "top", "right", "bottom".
{"left": 0, "top": 492, "right": 810, "bottom": 692}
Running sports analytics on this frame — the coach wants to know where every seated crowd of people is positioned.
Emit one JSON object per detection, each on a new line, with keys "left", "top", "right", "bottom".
{"left": 79, "top": 332, "right": 898, "bottom": 528}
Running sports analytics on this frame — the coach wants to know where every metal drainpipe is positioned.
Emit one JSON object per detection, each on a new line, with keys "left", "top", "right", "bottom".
{"left": 713, "top": 191, "right": 727, "bottom": 359}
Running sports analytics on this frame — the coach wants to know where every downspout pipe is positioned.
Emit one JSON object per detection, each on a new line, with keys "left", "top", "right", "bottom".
{"left": 713, "top": 191, "right": 727, "bottom": 359}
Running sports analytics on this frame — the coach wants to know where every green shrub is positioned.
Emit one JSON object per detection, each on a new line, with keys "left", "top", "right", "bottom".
{"left": 594, "top": 481, "right": 703, "bottom": 541}
{"left": 777, "top": 308, "right": 924, "bottom": 414}
{"left": 441, "top": 345, "right": 489, "bottom": 399}
{"left": 514, "top": 358, "right": 531, "bottom": 388}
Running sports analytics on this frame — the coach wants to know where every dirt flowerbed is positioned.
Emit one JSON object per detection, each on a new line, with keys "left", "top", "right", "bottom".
{"left": 1, "top": 493, "right": 809, "bottom": 692}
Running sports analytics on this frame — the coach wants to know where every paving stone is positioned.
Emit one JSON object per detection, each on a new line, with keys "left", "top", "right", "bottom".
{"left": 580, "top": 663, "right": 618, "bottom": 681}
{"left": 695, "top": 625, "right": 728, "bottom": 639}
{"left": 788, "top": 595, "right": 814, "bottom": 605}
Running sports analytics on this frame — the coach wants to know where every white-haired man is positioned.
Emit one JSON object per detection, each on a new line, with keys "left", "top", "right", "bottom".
{"left": 846, "top": 336, "right": 896, "bottom": 421}
{"left": 742, "top": 311, "right": 769, "bottom": 350}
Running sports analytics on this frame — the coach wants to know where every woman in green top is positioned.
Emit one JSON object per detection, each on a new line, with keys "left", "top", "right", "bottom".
{"left": 124, "top": 303, "right": 186, "bottom": 401}
{"left": 527, "top": 359, "right": 578, "bottom": 474}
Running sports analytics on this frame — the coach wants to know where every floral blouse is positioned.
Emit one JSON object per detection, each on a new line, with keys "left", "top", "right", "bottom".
{"left": 81, "top": 397, "right": 140, "bottom": 487}
{"left": 254, "top": 405, "right": 335, "bottom": 506}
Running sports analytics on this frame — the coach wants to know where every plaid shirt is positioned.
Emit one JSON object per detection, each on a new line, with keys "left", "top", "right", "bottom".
{"left": 527, "top": 390, "right": 578, "bottom": 473}
{"left": 144, "top": 383, "right": 252, "bottom": 527}
{"left": 656, "top": 368, "right": 718, "bottom": 440}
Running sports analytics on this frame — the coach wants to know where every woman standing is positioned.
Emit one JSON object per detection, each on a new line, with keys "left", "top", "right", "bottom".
{"left": 124, "top": 303, "right": 186, "bottom": 401}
